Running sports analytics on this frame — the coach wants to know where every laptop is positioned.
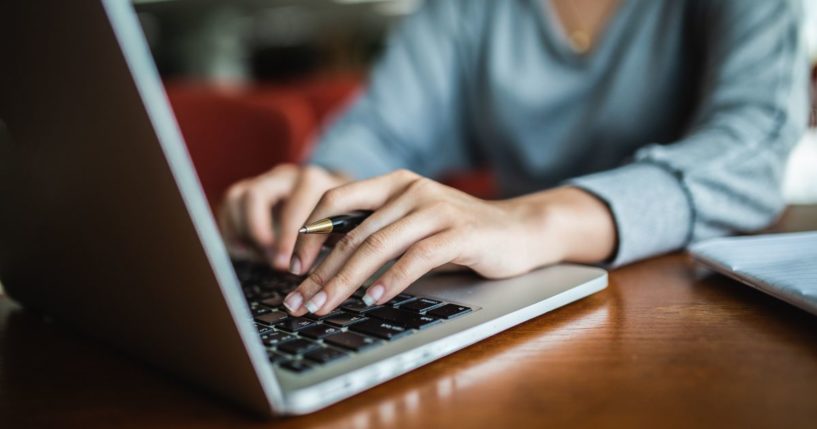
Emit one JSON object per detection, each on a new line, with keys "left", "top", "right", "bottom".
{"left": 0, "top": 0, "right": 607, "bottom": 416}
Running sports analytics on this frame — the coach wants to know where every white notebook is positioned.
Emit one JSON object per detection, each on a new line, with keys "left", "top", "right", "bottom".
{"left": 689, "top": 231, "right": 817, "bottom": 316}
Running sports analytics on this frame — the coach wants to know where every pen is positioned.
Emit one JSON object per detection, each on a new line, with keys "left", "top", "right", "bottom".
{"left": 298, "top": 210, "right": 373, "bottom": 234}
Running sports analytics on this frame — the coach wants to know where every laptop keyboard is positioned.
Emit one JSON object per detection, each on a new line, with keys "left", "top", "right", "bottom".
{"left": 234, "top": 260, "right": 473, "bottom": 374}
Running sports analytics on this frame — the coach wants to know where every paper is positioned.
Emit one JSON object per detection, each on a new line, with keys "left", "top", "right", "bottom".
{"left": 689, "top": 231, "right": 817, "bottom": 316}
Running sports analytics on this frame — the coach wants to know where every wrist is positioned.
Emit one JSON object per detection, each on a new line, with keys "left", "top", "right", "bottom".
{"left": 503, "top": 187, "right": 618, "bottom": 265}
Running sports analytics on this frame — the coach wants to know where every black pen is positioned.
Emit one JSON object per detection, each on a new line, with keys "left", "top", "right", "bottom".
{"left": 298, "top": 210, "right": 373, "bottom": 234}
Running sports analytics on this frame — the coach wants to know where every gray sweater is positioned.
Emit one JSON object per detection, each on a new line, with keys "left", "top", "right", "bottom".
{"left": 311, "top": 0, "right": 809, "bottom": 266}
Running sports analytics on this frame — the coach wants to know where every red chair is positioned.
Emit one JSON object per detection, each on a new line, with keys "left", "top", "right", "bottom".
{"left": 251, "top": 73, "right": 361, "bottom": 132}
{"left": 165, "top": 83, "right": 315, "bottom": 206}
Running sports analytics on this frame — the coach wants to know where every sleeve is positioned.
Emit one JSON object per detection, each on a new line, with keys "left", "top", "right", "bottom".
{"left": 308, "top": 0, "right": 475, "bottom": 180}
{"left": 570, "top": 0, "right": 810, "bottom": 267}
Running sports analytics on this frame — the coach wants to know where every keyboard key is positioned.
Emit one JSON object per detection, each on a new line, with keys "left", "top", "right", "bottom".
{"left": 277, "top": 338, "right": 320, "bottom": 355}
{"left": 324, "top": 332, "right": 379, "bottom": 352}
{"left": 250, "top": 303, "right": 272, "bottom": 316}
{"left": 267, "top": 350, "right": 287, "bottom": 364}
{"left": 273, "top": 272, "right": 305, "bottom": 287}
{"left": 350, "top": 319, "right": 411, "bottom": 340}
{"left": 261, "top": 275, "right": 302, "bottom": 295}
{"left": 261, "top": 294, "right": 284, "bottom": 308}
{"left": 243, "top": 285, "right": 263, "bottom": 300}
{"left": 233, "top": 260, "right": 256, "bottom": 282}
{"left": 275, "top": 317, "right": 316, "bottom": 333}
{"left": 299, "top": 324, "right": 344, "bottom": 339}
{"left": 257, "top": 290, "right": 280, "bottom": 301}
{"left": 255, "top": 323, "right": 274, "bottom": 334}
{"left": 342, "top": 298, "right": 381, "bottom": 313}
{"left": 369, "top": 307, "right": 440, "bottom": 330}
{"left": 428, "top": 303, "right": 472, "bottom": 319}
{"left": 400, "top": 298, "right": 442, "bottom": 313}
{"left": 303, "top": 310, "right": 343, "bottom": 322}
{"left": 303, "top": 347, "right": 348, "bottom": 364}
{"left": 260, "top": 331, "right": 293, "bottom": 346}
{"left": 323, "top": 312, "right": 368, "bottom": 327}
{"left": 255, "top": 310, "right": 289, "bottom": 326}
{"left": 386, "top": 293, "right": 416, "bottom": 306}
{"left": 279, "top": 360, "right": 313, "bottom": 373}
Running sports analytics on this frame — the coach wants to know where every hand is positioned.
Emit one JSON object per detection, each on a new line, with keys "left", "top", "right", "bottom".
{"left": 282, "top": 169, "right": 617, "bottom": 316}
{"left": 218, "top": 164, "right": 350, "bottom": 270}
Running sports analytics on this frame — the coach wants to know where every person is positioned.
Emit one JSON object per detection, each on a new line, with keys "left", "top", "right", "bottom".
{"left": 219, "top": 0, "right": 808, "bottom": 316}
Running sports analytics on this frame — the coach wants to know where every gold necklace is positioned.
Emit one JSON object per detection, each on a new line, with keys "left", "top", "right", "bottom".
{"left": 553, "top": 0, "right": 619, "bottom": 54}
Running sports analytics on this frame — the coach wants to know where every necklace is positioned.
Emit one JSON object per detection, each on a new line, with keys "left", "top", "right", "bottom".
{"left": 552, "top": 0, "right": 619, "bottom": 54}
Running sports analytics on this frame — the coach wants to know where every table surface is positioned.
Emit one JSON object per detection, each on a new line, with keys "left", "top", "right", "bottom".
{"left": 1, "top": 206, "right": 816, "bottom": 429}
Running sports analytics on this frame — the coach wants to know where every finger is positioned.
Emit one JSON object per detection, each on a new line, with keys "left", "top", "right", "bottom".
{"left": 218, "top": 192, "right": 266, "bottom": 261}
{"left": 296, "top": 208, "right": 447, "bottom": 316}
{"left": 365, "top": 230, "right": 460, "bottom": 305}
{"left": 273, "top": 169, "right": 332, "bottom": 272}
{"left": 223, "top": 241, "right": 265, "bottom": 262}
{"left": 284, "top": 195, "right": 419, "bottom": 315}
{"left": 218, "top": 198, "right": 241, "bottom": 247}
{"left": 221, "top": 181, "right": 251, "bottom": 246}
{"left": 241, "top": 186, "right": 277, "bottom": 257}
{"left": 241, "top": 174, "right": 297, "bottom": 260}
{"left": 293, "top": 169, "right": 419, "bottom": 273}
{"left": 295, "top": 180, "right": 417, "bottom": 275}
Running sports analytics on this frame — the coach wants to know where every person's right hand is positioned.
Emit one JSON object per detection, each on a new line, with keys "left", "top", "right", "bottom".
{"left": 218, "top": 164, "right": 350, "bottom": 271}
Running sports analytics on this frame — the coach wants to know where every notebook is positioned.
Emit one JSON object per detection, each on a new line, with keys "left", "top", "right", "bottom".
{"left": 689, "top": 231, "right": 817, "bottom": 316}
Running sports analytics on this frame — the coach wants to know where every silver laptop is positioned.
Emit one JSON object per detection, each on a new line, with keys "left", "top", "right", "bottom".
{"left": 0, "top": 0, "right": 607, "bottom": 416}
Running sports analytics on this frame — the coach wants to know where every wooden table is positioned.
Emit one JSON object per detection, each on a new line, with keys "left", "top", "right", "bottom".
{"left": 1, "top": 206, "right": 815, "bottom": 428}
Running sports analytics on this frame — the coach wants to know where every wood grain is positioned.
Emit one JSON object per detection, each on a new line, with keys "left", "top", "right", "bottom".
{"left": 1, "top": 206, "right": 815, "bottom": 428}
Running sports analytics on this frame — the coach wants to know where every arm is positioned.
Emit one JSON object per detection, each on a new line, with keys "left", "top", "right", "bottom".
{"left": 309, "top": 0, "right": 476, "bottom": 179}
{"left": 280, "top": 0, "right": 808, "bottom": 315}
{"left": 283, "top": 171, "right": 616, "bottom": 316}
{"left": 570, "top": 0, "right": 809, "bottom": 266}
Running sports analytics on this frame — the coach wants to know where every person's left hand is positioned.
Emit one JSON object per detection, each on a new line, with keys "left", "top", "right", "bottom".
{"left": 281, "top": 169, "right": 612, "bottom": 316}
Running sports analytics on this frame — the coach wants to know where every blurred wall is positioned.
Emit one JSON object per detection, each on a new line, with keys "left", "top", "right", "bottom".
{"left": 135, "top": 0, "right": 417, "bottom": 83}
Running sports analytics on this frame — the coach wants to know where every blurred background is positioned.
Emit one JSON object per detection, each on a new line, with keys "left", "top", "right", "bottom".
{"left": 0, "top": 0, "right": 815, "bottom": 296}
{"left": 135, "top": 0, "right": 419, "bottom": 83}
{"left": 135, "top": 0, "right": 445, "bottom": 206}
{"left": 133, "top": 0, "right": 816, "bottom": 207}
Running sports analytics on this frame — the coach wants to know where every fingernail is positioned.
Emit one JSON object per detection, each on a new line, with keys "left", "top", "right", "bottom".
{"left": 275, "top": 253, "right": 289, "bottom": 269}
{"left": 283, "top": 292, "right": 303, "bottom": 313}
{"left": 363, "top": 284, "right": 384, "bottom": 306}
{"left": 289, "top": 255, "right": 302, "bottom": 275}
{"left": 305, "top": 291, "right": 327, "bottom": 314}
